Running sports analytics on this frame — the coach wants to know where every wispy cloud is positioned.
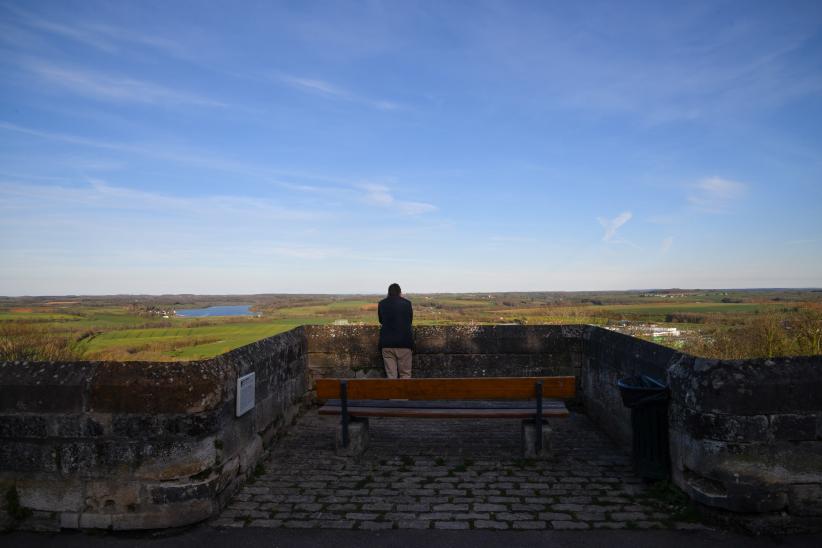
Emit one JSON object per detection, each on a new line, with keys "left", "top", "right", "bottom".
{"left": 0, "top": 122, "right": 439, "bottom": 220}
{"left": 660, "top": 236, "right": 674, "bottom": 254}
{"left": 261, "top": 243, "right": 347, "bottom": 260}
{"left": 0, "top": 179, "right": 322, "bottom": 222}
{"left": 359, "top": 183, "right": 436, "bottom": 215}
{"left": 490, "top": 235, "right": 536, "bottom": 243}
{"left": 280, "top": 74, "right": 400, "bottom": 111}
{"left": 597, "top": 211, "right": 632, "bottom": 242}
{"left": 688, "top": 176, "right": 747, "bottom": 213}
{"left": 25, "top": 62, "right": 225, "bottom": 107}
{"left": 5, "top": 3, "right": 187, "bottom": 57}
{"left": 0, "top": 121, "right": 324, "bottom": 181}
{"left": 468, "top": 4, "right": 822, "bottom": 124}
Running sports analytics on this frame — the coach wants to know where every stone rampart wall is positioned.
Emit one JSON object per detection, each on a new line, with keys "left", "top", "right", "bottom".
{"left": 0, "top": 327, "right": 308, "bottom": 531}
{"left": 307, "top": 324, "right": 822, "bottom": 532}
{"left": 305, "top": 324, "right": 585, "bottom": 381}
{"left": 579, "top": 327, "right": 682, "bottom": 448}
{"left": 1, "top": 323, "right": 820, "bottom": 533}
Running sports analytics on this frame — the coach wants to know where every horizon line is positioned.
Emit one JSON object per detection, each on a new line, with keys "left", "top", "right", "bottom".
{"left": 2, "top": 286, "right": 821, "bottom": 299}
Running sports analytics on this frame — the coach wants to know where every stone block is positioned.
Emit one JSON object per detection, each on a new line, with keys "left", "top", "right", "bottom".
{"left": 110, "top": 499, "right": 214, "bottom": 530}
{"left": 60, "top": 512, "right": 80, "bottom": 529}
{"left": 219, "top": 407, "right": 256, "bottom": 458}
{"left": 521, "top": 419, "right": 552, "bottom": 459}
{"left": 336, "top": 417, "right": 369, "bottom": 457}
{"left": 58, "top": 442, "right": 98, "bottom": 474}
{"left": 79, "top": 512, "right": 112, "bottom": 529}
{"left": 149, "top": 475, "right": 217, "bottom": 504}
{"left": 0, "top": 415, "right": 48, "bottom": 438}
{"left": 96, "top": 441, "right": 140, "bottom": 471}
{"left": 669, "top": 429, "right": 820, "bottom": 513}
{"left": 444, "top": 325, "right": 499, "bottom": 354}
{"left": 17, "top": 478, "right": 83, "bottom": 512}
{"left": 0, "top": 361, "right": 93, "bottom": 413}
{"left": 216, "top": 456, "right": 240, "bottom": 493}
{"left": 678, "top": 409, "right": 770, "bottom": 442}
{"left": 25, "top": 510, "right": 60, "bottom": 532}
{"left": 413, "top": 326, "right": 449, "bottom": 353}
{"left": 254, "top": 394, "right": 276, "bottom": 433}
{"left": 50, "top": 415, "right": 106, "bottom": 437}
{"left": 136, "top": 436, "right": 216, "bottom": 480}
{"left": 114, "top": 411, "right": 220, "bottom": 439}
{"left": 57, "top": 440, "right": 141, "bottom": 476}
{"left": 111, "top": 415, "right": 163, "bottom": 438}
{"left": 305, "top": 325, "right": 378, "bottom": 354}
{"left": 771, "top": 414, "right": 818, "bottom": 441}
{"left": 789, "top": 484, "right": 822, "bottom": 516}
{"left": 85, "top": 480, "right": 141, "bottom": 513}
{"left": 88, "top": 361, "right": 228, "bottom": 414}
{"left": 0, "top": 441, "right": 57, "bottom": 472}
{"left": 239, "top": 435, "right": 263, "bottom": 474}
{"left": 668, "top": 356, "right": 822, "bottom": 415}
{"left": 308, "top": 352, "right": 381, "bottom": 372}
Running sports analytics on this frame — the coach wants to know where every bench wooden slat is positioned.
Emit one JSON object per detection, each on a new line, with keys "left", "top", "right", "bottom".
{"left": 322, "top": 399, "right": 568, "bottom": 410}
{"left": 315, "top": 377, "right": 575, "bottom": 401}
{"left": 318, "top": 403, "right": 570, "bottom": 419}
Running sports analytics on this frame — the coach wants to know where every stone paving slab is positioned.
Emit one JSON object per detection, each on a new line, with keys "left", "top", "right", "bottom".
{"left": 214, "top": 409, "right": 690, "bottom": 530}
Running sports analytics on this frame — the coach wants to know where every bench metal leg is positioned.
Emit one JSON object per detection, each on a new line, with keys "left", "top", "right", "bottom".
{"left": 340, "top": 380, "right": 349, "bottom": 448}
{"left": 336, "top": 380, "right": 369, "bottom": 456}
{"left": 521, "top": 419, "right": 552, "bottom": 458}
{"left": 336, "top": 417, "right": 369, "bottom": 456}
{"left": 535, "top": 381, "right": 543, "bottom": 452}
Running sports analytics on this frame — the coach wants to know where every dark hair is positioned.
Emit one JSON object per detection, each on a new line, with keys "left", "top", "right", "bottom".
{"left": 388, "top": 283, "right": 401, "bottom": 297}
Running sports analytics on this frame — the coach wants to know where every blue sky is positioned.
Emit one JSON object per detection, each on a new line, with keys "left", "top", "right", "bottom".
{"left": 1, "top": 0, "right": 821, "bottom": 295}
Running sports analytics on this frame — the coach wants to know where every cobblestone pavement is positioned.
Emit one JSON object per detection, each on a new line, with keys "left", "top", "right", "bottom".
{"left": 213, "top": 409, "right": 691, "bottom": 531}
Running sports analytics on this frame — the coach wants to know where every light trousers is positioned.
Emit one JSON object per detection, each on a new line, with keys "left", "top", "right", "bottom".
{"left": 381, "top": 348, "right": 413, "bottom": 379}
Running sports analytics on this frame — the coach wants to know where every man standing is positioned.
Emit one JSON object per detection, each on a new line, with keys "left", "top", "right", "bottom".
{"left": 378, "top": 283, "right": 413, "bottom": 379}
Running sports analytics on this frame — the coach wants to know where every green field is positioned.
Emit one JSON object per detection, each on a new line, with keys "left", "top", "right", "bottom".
{"left": 0, "top": 311, "right": 81, "bottom": 321}
{"left": 1, "top": 290, "right": 820, "bottom": 361}
{"left": 273, "top": 299, "right": 375, "bottom": 316}
{"left": 593, "top": 302, "right": 779, "bottom": 315}
{"left": 79, "top": 319, "right": 319, "bottom": 360}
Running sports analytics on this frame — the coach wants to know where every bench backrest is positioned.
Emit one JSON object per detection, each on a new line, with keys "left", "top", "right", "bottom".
{"left": 315, "top": 376, "right": 576, "bottom": 401}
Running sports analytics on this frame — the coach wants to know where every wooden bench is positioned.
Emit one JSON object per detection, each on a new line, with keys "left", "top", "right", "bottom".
{"left": 316, "top": 376, "right": 576, "bottom": 456}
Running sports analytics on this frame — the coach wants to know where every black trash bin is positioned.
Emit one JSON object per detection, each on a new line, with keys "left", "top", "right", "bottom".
{"left": 617, "top": 375, "right": 670, "bottom": 481}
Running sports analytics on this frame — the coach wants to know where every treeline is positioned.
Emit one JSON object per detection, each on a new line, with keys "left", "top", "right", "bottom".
{"left": 683, "top": 306, "right": 822, "bottom": 359}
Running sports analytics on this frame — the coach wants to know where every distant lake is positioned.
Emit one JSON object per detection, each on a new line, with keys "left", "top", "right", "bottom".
{"left": 176, "top": 305, "right": 254, "bottom": 318}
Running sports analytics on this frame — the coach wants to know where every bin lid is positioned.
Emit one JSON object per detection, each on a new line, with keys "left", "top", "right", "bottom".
{"left": 617, "top": 375, "right": 666, "bottom": 390}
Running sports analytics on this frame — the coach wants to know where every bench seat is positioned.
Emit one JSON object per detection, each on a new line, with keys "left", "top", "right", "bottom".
{"left": 319, "top": 399, "right": 570, "bottom": 419}
{"left": 316, "top": 376, "right": 576, "bottom": 457}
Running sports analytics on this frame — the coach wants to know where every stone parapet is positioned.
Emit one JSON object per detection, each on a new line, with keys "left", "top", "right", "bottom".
{"left": 667, "top": 356, "right": 822, "bottom": 532}
{"left": 1, "top": 324, "right": 820, "bottom": 533}
{"left": 305, "top": 324, "right": 585, "bottom": 382}
{"left": 0, "top": 327, "right": 308, "bottom": 531}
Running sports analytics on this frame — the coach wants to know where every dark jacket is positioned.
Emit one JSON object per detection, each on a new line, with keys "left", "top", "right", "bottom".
{"left": 378, "top": 296, "right": 413, "bottom": 349}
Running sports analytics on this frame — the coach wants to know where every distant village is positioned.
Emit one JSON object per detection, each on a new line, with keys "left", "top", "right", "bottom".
{"left": 129, "top": 303, "right": 175, "bottom": 318}
{"left": 605, "top": 322, "right": 685, "bottom": 347}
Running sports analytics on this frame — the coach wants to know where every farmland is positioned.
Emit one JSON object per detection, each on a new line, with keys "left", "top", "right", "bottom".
{"left": 1, "top": 289, "right": 821, "bottom": 362}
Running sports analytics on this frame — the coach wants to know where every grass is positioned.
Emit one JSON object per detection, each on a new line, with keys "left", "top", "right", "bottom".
{"left": 272, "top": 299, "right": 375, "bottom": 316}
{"left": 642, "top": 481, "right": 701, "bottom": 523}
{"left": 79, "top": 319, "right": 314, "bottom": 361}
{"left": 5, "top": 485, "right": 32, "bottom": 522}
{"left": 0, "top": 312, "right": 80, "bottom": 321}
